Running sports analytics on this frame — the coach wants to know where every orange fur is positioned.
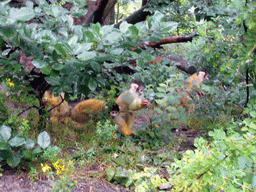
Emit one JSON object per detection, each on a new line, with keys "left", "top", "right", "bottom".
{"left": 115, "top": 82, "right": 150, "bottom": 136}
{"left": 179, "top": 71, "right": 208, "bottom": 112}
{"left": 43, "top": 91, "right": 69, "bottom": 123}
{"left": 70, "top": 99, "right": 107, "bottom": 123}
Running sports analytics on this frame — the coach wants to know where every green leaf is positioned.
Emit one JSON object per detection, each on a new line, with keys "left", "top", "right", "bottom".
{"left": 120, "top": 21, "right": 130, "bottom": 33}
{"left": 0, "top": 142, "right": 9, "bottom": 150}
{"left": 54, "top": 43, "right": 67, "bottom": 56}
{"left": 0, "top": 35, "right": 4, "bottom": 47}
{"left": 83, "top": 31, "right": 95, "bottom": 41}
{"left": 51, "top": 5, "right": 66, "bottom": 17}
{"left": 252, "top": 175, "right": 256, "bottom": 188}
{"left": 45, "top": 76, "right": 61, "bottom": 86}
{"left": 149, "top": 36, "right": 160, "bottom": 43}
{"left": 33, "top": 146, "right": 43, "bottom": 154}
{"left": 52, "top": 50, "right": 59, "bottom": 61}
{"left": 0, "top": 150, "right": 12, "bottom": 160}
{"left": 8, "top": 136, "right": 26, "bottom": 147}
{"left": 238, "top": 156, "right": 246, "bottom": 170}
{"left": 7, "top": 154, "right": 21, "bottom": 168}
{"left": 105, "top": 31, "right": 121, "bottom": 43}
{"left": 41, "top": 65, "right": 52, "bottom": 75}
{"left": 68, "top": 35, "right": 78, "bottom": 46}
{"left": 77, "top": 51, "right": 97, "bottom": 61}
{"left": 9, "top": 7, "right": 35, "bottom": 21}
{"left": 106, "top": 167, "right": 116, "bottom": 181}
{"left": 88, "top": 79, "right": 97, "bottom": 91}
{"left": 53, "top": 63, "right": 64, "bottom": 71}
{"left": 0, "top": 125, "right": 11, "bottom": 142}
{"left": 152, "top": 11, "right": 164, "bottom": 23}
{"left": 162, "top": 21, "right": 179, "bottom": 33}
{"left": 0, "top": 133, "right": 5, "bottom": 143}
{"left": 32, "top": 59, "right": 48, "bottom": 69}
{"left": 71, "top": 8, "right": 88, "bottom": 18}
{"left": 37, "top": 131, "right": 51, "bottom": 149}
{"left": 73, "top": 43, "right": 93, "bottom": 55}
{"left": 250, "top": 111, "right": 256, "bottom": 118}
{"left": 110, "top": 48, "right": 124, "bottom": 55}
{"left": 0, "top": 25, "right": 17, "bottom": 38}
{"left": 128, "top": 26, "right": 139, "bottom": 39}
{"left": 90, "top": 61, "right": 101, "bottom": 73}
{"left": 25, "top": 139, "right": 35, "bottom": 149}
{"left": 114, "top": 167, "right": 129, "bottom": 185}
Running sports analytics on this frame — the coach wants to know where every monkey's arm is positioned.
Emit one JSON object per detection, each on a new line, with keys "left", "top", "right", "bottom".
{"left": 129, "top": 100, "right": 150, "bottom": 111}
{"left": 116, "top": 91, "right": 150, "bottom": 111}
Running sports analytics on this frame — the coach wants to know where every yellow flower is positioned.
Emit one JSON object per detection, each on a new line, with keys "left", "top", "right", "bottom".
{"left": 68, "top": 160, "right": 74, "bottom": 167}
{"left": 8, "top": 82, "right": 14, "bottom": 87}
{"left": 6, "top": 78, "right": 10, "bottom": 82}
{"left": 41, "top": 163, "right": 51, "bottom": 173}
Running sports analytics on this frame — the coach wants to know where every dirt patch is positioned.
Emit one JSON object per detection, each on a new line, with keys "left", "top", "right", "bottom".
{"left": 0, "top": 164, "right": 128, "bottom": 192}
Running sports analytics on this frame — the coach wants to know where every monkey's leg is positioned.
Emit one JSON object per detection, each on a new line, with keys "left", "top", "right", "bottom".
{"left": 127, "top": 112, "right": 135, "bottom": 135}
{"left": 115, "top": 113, "right": 130, "bottom": 136}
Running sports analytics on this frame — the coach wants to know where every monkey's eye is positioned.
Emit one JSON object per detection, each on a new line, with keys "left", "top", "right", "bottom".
{"left": 137, "top": 89, "right": 143, "bottom": 95}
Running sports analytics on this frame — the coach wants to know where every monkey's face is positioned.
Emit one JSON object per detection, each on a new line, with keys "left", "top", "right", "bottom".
{"left": 42, "top": 97, "right": 48, "bottom": 106}
{"left": 110, "top": 111, "right": 118, "bottom": 119}
{"left": 130, "top": 83, "right": 144, "bottom": 96}
{"left": 137, "top": 88, "right": 144, "bottom": 96}
{"left": 198, "top": 71, "right": 209, "bottom": 82}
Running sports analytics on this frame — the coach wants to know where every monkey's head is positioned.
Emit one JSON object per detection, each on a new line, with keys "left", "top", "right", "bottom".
{"left": 130, "top": 80, "right": 145, "bottom": 96}
{"left": 198, "top": 68, "right": 210, "bottom": 82}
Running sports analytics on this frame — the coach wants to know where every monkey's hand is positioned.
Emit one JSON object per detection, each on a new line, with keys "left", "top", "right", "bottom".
{"left": 141, "top": 100, "right": 151, "bottom": 108}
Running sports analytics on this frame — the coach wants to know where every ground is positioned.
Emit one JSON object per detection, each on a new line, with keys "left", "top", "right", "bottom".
{"left": 0, "top": 164, "right": 128, "bottom": 192}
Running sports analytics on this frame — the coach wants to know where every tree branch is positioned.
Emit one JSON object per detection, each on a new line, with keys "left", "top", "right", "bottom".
{"left": 114, "top": 3, "right": 151, "bottom": 28}
{"left": 132, "top": 34, "right": 198, "bottom": 50}
{"left": 93, "top": 0, "right": 110, "bottom": 24}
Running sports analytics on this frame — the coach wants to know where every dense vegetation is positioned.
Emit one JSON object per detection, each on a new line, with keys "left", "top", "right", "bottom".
{"left": 0, "top": 0, "right": 256, "bottom": 191}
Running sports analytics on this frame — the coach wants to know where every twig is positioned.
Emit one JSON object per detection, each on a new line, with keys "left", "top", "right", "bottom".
{"left": 17, "top": 105, "right": 39, "bottom": 116}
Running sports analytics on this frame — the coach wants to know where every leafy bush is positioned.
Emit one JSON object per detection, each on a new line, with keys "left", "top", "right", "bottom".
{"left": 0, "top": 91, "right": 8, "bottom": 124}
{"left": 168, "top": 109, "right": 256, "bottom": 191}
{"left": 94, "top": 120, "right": 117, "bottom": 145}
{"left": 0, "top": 125, "right": 60, "bottom": 168}
{"left": 106, "top": 166, "right": 168, "bottom": 192}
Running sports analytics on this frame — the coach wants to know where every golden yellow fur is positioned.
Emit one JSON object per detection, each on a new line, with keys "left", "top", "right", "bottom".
{"left": 179, "top": 71, "right": 207, "bottom": 113}
{"left": 43, "top": 91, "right": 69, "bottom": 123}
{"left": 114, "top": 81, "right": 150, "bottom": 136}
{"left": 70, "top": 99, "right": 107, "bottom": 123}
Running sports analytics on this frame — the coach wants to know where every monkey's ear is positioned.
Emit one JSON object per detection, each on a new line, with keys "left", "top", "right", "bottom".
{"left": 131, "top": 83, "right": 138, "bottom": 91}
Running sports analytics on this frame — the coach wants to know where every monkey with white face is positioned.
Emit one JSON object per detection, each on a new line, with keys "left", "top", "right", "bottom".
{"left": 114, "top": 80, "right": 151, "bottom": 136}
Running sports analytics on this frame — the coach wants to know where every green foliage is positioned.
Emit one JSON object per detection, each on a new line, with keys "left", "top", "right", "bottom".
{"left": 0, "top": 91, "right": 8, "bottom": 124}
{"left": 0, "top": 1, "right": 178, "bottom": 97}
{"left": 19, "top": 118, "right": 31, "bottom": 139}
{"left": 72, "top": 144, "right": 100, "bottom": 167}
{"left": 41, "top": 145, "right": 61, "bottom": 163}
{"left": 94, "top": 120, "right": 117, "bottom": 146}
{"left": 0, "top": 164, "right": 2, "bottom": 177}
{"left": 0, "top": 125, "right": 60, "bottom": 168}
{"left": 106, "top": 166, "right": 168, "bottom": 192}
{"left": 168, "top": 109, "right": 256, "bottom": 191}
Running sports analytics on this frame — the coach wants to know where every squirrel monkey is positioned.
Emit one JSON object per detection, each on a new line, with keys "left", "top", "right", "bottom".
{"left": 115, "top": 80, "right": 151, "bottom": 136}
{"left": 179, "top": 68, "right": 209, "bottom": 112}
{"left": 43, "top": 92, "right": 117, "bottom": 124}
{"left": 42, "top": 90, "right": 69, "bottom": 123}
